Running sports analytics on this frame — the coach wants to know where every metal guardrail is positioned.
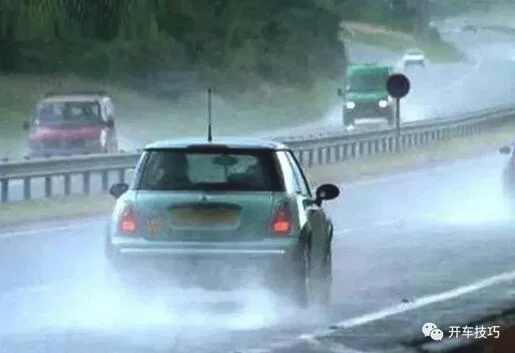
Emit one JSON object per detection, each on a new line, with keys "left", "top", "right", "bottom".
{"left": 1, "top": 104, "right": 515, "bottom": 203}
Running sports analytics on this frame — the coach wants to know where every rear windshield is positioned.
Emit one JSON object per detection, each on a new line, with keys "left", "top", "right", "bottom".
{"left": 135, "top": 148, "right": 284, "bottom": 192}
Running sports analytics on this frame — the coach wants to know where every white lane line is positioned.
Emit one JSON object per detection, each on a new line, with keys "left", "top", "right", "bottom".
{"left": 236, "top": 269, "right": 515, "bottom": 353}
{"left": 304, "top": 269, "right": 515, "bottom": 336}
{"left": 438, "top": 51, "right": 483, "bottom": 94}
{"left": 0, "top": 221, "right": 103, "bottom": 239}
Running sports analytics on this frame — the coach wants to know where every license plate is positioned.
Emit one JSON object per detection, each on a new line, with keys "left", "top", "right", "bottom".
{"left": 172, "top": 208, "right": 238, "bottom": 227}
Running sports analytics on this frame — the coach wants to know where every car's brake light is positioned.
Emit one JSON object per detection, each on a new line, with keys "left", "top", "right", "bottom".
{"left": 271, "top": 206, "right": 291, "bottom": 235}
{"left": 119, "top": 204, "right": 137, "bottom": 234}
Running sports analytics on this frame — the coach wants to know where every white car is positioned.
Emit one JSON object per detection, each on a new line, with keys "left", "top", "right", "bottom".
{"left": 401, "top": 48, "right": 426, "bottom": 68}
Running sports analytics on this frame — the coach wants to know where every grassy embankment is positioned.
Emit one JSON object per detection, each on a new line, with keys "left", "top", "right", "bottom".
{"left": 0, "top": 74, "right": 339, "bottom": 159}
{"left": 467, "top": 4, "right": 515, "bottom": 31}
{"left": 341, "top": 21, "right": 466, "bottom": 62}
{"left": 0, "top": 21, "right": 466, "bottom": 158}
{"left": 2, "top": 119, "right": 515, "bottom": 227}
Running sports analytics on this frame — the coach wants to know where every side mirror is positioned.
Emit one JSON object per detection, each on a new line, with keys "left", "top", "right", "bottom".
{"left": 22, "top": 121, "right": 30, "bottom": 131}
{"left": 337, "top": 88, "right": 343, "bottom": 96}
{"left": 314, "top": 183, "right": 340, "bottom": 205}
{"left": 109, "top": 182, "right": 129, "bottom": 199}
{"left": 105, "top": 118, "right": 115, "bottom": 128}
{"left": 499, "top": 146, "right": 512, "bottom": 155}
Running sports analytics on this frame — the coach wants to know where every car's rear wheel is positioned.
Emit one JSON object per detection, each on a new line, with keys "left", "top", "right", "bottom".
{"left": 276, "top": 242, "right": 330, "bottom": 308}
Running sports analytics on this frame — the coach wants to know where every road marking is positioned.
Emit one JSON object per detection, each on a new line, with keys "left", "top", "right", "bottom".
{"left": 0, "top": 221, "right": 103, "bottom": 239}
{"left": 235, "top": 269, "right": 515, "bottom": 353}
{"left": 311, "top": 269, "right": 515, "bottom": 333}
{"left": 438, "top": 50, "right": 483, "bottom": 94}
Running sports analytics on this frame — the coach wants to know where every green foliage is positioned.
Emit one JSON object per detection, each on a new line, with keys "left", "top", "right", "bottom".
{"left": 0, "top": 0, "right": 347, "bottom": 92}
{"left": 430, "top": 0, "right": 478, "bottom": 18}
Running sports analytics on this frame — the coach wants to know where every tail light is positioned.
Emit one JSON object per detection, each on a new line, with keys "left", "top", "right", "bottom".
{"left": 119, "top": 204, "right": 137, "bottom": 234}
{"left": 271, "top": 206, "right": 292, "bottom": 235}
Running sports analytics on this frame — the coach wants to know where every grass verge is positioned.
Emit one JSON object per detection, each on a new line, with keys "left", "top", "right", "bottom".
{"left": 0, "top": 74, "right": 338, "bottom": 158}
{"left": 341, "top": 21, "right": 466, "bottom": 62}
{"left": 3, "top": 121, "right": 515, "bottom": 227}
{"left": 468, "top": 4, "right": 515, "bottom": 30}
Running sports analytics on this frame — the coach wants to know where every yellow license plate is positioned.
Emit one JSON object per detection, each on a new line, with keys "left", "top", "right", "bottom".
{"left": 172, "top": 208, "right": 237, "bottom": 226}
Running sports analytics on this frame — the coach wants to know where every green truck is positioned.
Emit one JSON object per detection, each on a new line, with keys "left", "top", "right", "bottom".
{"left": 338, "top": 63, "right": 395, "bottom": 127}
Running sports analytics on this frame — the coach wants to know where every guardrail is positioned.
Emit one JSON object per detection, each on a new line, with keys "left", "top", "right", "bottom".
{"left": 1, "top": 104, "right": 515, "bottom": 203}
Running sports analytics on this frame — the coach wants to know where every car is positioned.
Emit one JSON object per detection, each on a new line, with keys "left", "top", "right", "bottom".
{"left": 103, "top": 137, "right": 340, "bottom": 307}
{"left": 338, "top": 63, "right": 396, "bottom": 127}
{"left": 499, "top": 144, "right": 515, "bottom": 205}
{"left": 401, "top": 48, "right": 426, "bottom": 69}
{"left": 22, "top": 91, "right": 118, "bottom": 157}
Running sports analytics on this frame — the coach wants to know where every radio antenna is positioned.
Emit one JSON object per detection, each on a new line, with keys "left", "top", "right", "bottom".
{"left": 207, "top": 87, "right": 213, "bottom": 142}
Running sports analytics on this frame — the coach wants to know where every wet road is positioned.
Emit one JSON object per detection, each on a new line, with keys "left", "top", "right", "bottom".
{"left": 1, "top": 150, "right": 515, "bottom": 352}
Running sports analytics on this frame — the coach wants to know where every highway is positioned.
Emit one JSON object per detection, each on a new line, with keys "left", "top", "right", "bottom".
{"left": 3, "top": 27, "right": 515, "bottom": 204}
{"left": 249, "top": 27, "right": 515, "bottom": 139}
{"left": 2, "top": 151, "right": 515, "bottom": 352}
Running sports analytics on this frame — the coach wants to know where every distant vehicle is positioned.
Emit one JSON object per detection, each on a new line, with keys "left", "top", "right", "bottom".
{"left": 338, "top": 63, "right": 395, "bottom": 127}
{"left": 22, "top": 91, "right": 118, "bottom": 157}
{"left": 103, "top": 137, "right": 340, "bottom": 307}
{"left": 499, "top": 144, "right": 515, "bottom": 205}
{"left": 401, "top": 48, "right": 426, "bottom": 68}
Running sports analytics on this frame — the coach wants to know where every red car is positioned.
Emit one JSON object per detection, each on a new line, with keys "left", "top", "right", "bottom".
{"left": 23, "top": 91, "right": 119, "bottom": 157}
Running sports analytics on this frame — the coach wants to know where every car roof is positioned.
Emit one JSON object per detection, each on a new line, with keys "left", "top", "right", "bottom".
{"left": 347, "top": 63, "right": 391, "bottom": 71}
{"left": 144, "top": 137, "right": 290, "bottom": 150}
{"left": 40, "top": 95, "right": 102, "bottom": 103}
{"left": 346, "top": 63, "right": 392, "bottom": 75}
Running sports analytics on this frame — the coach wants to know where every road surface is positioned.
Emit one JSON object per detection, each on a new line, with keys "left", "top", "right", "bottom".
{"left": 2, "top": 150, "right": 515, "bottom": 352}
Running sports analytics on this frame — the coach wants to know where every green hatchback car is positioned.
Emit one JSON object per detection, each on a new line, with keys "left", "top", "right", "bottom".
{"left": 104, "top": 137, "right": 340, "bottom": 307}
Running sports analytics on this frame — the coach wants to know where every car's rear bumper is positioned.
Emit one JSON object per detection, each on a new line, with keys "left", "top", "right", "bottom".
{"left": 109, "top": 237, "right": 298, "bottom": 259}
{"left": 106, "top": 238, "right": 300, "bottom": 287}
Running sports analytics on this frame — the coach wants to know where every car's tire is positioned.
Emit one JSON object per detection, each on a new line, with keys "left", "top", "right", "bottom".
{"left": 276, "top": 242, "right": 331, "bottom": 308}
